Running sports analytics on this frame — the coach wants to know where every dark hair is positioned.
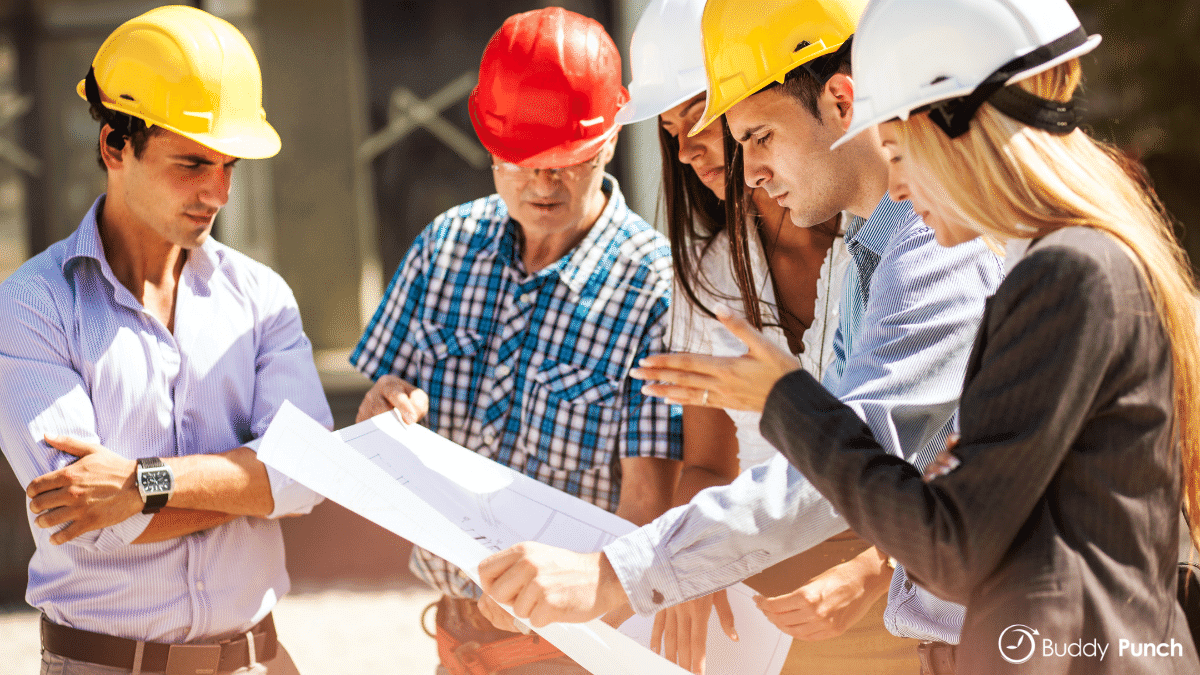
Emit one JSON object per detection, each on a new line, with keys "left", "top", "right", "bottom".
{"left": 660, "top": 121, "right": 727, "bottom": 318}
{"left": 765, "top": 49, "right": 854, "bottom": 122}
{"left": 660, "top": 114, "right": 778, "bottom": 333}
{"left": 88, "top": 103, "right": 158, "bottom": 170}
{"left": 721, "top": 117, "right": 774, "bottom": 331}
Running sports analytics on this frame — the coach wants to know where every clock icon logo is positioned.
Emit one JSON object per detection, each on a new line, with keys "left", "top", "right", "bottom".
{"left": 999, "top": 624, "right": 1039, "bottom": 664}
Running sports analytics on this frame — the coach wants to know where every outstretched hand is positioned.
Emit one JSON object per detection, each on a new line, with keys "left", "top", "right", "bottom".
{"left": 27, "top": 435, "right": 141, "bottom": 544}
{"left": 478, "top": 542, "right": 630, "bottom": 628}
{"left": 631, "top": 305, "right": 800, "bottom": 413}
{"left": 651, "top": 590, "right": 737, "bottom": 674}
{"left": 754, "top": 547, "right": 891, "bottom": 641}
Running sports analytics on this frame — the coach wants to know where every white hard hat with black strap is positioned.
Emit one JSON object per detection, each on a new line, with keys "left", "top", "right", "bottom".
{"left": 921, "top": 27, "right": 1091, "bottom": 138}
{"left": 833, "top": 0, "right": 1101, "bottom": 149}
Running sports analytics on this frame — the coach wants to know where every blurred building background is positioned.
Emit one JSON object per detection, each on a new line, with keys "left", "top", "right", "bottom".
{"left": 0, "top": 0, "right": 1198, "bottom": 603}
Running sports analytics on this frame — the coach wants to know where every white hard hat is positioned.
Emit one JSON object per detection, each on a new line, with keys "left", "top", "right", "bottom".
{"left": 615, "top": 0, "right": 707, "bottom": 124}
{"left": 832, "top": 0, "right": 1101, "bottom": 149}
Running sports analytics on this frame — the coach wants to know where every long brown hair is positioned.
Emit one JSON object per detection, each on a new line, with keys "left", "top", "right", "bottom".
{"left": 721, "top": 118, "right": 773, "bottom": 331}
{"left": 659, "top": 123, "right": 726, "bottom": 316}
{"left": 662, "top": 115, "right": 790, "bottom": 333}
{"left": 897, "top": 60, "right": 1200, "bottom": 551}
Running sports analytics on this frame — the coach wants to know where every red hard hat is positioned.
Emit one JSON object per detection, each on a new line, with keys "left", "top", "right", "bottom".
{"left": 469, "top": 7, "right": 629, "bottom": 169}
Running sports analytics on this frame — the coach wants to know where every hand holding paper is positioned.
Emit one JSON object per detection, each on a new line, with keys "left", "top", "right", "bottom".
{"left": 479, "top": 542, "right": 630, "bottom": 628}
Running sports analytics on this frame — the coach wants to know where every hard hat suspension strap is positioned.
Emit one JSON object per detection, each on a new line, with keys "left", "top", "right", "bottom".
{"left": 801, "top": 36, "right": 854, "bottom": 87}
{"left": 988, "top": 84, "right": 1082, "bottom": 135}
{"left": 84, "top": 66, "right": 145, "bottom": 151}
{"left": 925, "top": 27, "right": 1088, "bottom": 138}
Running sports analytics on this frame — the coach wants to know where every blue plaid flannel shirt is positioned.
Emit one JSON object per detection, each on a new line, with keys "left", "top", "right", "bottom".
{"left": 351, "top": 176, "right": 683, "bottom": 596}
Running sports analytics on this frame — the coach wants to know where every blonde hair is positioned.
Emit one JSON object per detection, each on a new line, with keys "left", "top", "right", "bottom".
{"left": 896, "top": 60, "right": 1200, "bottom": 551}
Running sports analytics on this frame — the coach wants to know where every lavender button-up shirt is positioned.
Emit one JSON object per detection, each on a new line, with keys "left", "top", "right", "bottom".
{"left": 0, "top": 196, "right": 332, "bottom": 643}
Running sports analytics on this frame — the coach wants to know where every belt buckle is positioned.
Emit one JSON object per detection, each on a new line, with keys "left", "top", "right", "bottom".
{"left": 165, "top": 644, "right": 222, "bottom": 675}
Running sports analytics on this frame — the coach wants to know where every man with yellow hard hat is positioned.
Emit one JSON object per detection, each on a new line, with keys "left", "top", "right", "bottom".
{"left": 0, "top": 7, "right": 328, "bottom": 674}
{"left": 477, "top": 1, "right": 1004, "bottom": 674}
{"left": 349, "top": 7, "right": 681, "bottom": 675}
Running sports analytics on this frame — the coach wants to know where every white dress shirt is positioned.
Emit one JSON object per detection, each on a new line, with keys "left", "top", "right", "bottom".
{"left": 0, "top": 196, "right": 332, "bottom": 643}
{"left": 666, "top": 214, "right": 849, "bottom": 470}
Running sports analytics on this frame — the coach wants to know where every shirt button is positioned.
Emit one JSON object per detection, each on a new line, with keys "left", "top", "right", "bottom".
{"left": 196, "top": 581, "right": 205, "bottom": 592}
{"left": 520, "top": 293, "right": 534, "bottom": 304}
{"left": 483, "top": 429, "right": 497, "bottom": 444}
{"left": 495, "top": 364, "right": 511, "bottom": 378}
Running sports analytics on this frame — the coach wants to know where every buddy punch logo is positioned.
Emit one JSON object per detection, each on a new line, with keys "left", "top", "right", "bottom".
{"left": 999, "top": 624, "right": 1189, "bottom": 665}
{"left": 999, "top": 624, "right": 1038, "bottom": 664}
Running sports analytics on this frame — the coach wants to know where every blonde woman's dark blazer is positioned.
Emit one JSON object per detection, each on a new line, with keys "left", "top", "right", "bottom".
{"left": 762, "top": 226, "right": 1199, "bottom": 674}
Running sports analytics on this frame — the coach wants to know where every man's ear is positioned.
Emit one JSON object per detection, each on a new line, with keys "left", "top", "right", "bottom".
{"left": 98, "top": 125, "right": 125, "bottom": 171}
{"left": 824, "top": 73, "right": 856, "bottom": 132}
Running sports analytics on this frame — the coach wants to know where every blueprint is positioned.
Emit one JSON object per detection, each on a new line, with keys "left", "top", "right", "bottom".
{"left": 258, "top": 401, "right": 791, "bottom": 675}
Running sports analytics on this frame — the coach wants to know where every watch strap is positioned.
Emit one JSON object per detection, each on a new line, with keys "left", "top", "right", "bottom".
{"left": 138, "top": 456, "right": 164, "bottom": 469}
{"left": 142, "top": 492, "right": 169, "bottom": 514}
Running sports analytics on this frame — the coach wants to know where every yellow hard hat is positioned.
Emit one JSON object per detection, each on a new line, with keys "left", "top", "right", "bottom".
{"left": 691, "top": 0, "right": 868, "bottom": 135}
{"left": 76, "top": 5, "right": 280, "bottom": 159}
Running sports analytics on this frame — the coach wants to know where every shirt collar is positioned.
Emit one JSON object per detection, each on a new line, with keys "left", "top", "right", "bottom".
{"left": 846, "top": 193, "right": 913, "bottom": 257}
{"left": 497, "top": 174, "right": 626, "bottom": 296}
{"left": 61, "top": 194, "right": 219, "bottom": 304}
{"left": 557, "top": 174, "right": 625, "bottom": 295}
{"left": 1003, "top": 237, "right": 1033, "bottom": 274}
{"left": 61, "top": 195, "right": 109, "bottom": 274}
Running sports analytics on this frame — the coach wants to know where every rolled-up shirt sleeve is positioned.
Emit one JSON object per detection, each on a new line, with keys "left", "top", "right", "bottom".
{"left": 248, "top": 274, "right": 334, "bottom": 519}
{"left": 604, "top": 452, "right": 847, "bottom": 615}
{"left": 0, "top": 280, "right": 152, "bottom": 552}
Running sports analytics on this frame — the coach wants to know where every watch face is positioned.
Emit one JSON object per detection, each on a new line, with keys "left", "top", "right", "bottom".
{"left": 140, "top": 470, "right": 171, "bottom": 493}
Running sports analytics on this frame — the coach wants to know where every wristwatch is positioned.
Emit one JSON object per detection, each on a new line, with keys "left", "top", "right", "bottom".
{"left": 136, "top": 457, "right": 174, "bottom": 514}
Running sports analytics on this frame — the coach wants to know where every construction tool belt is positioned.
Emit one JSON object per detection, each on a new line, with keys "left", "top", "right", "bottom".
{"left": 434, "top": 596, "right": 571, "bottom": 675}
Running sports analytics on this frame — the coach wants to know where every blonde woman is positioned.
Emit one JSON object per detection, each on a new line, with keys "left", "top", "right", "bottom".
{"left": 635, "top": 0, "right": 1200, "bottom": 672}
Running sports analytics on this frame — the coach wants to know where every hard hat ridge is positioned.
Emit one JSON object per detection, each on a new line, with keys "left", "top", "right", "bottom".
{"left": 690, "top": 0, "right": 869, "bottom": 136}
{"left": 617, "top": 0, "right": 708, "bottom": 125}
{"left": 832, "top": 0, "right": 1101, "bottom": 149}
{"left": 469, "top": 7, "right": 628, "bottom": 169}
{"left": 77, "top": 5, "right": 280, "bottom": 159}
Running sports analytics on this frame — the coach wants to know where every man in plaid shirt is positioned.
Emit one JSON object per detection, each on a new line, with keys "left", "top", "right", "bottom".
{"left": 350, "top": 8, "right": 681, "bottom": 674}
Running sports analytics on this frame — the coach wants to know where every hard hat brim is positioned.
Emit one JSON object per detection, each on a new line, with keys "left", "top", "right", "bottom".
{"left": 616, "top": 84, "right": 705, "bottom": 125}
{"left": 76, "top": 79, "right": 282, "bottom": 159}
{"left": 689, "top": 42, "right": 845, "bottom": 137}
{"left": 831, "top": 34, "right": 1101, "bottom": 151}
{"left": 470, "top": 90, "right": 623, "bottom": 169}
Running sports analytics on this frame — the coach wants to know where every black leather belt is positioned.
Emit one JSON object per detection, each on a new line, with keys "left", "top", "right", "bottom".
{"left": 41, "top": 613, "right": 277, "bottom": 674}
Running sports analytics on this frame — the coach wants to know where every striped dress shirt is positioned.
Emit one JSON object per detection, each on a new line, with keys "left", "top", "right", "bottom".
{"left": 0, "top": 196, "right": 333, "bottom": 643}
{"left": 351, "top": 176, "right": 683, "bottom": 598}
{"left": 605, "top": 196, "right": 1003, "bottom": 644}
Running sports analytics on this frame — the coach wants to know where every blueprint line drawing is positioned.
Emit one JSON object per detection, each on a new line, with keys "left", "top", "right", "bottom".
{"left": 258, "top": 401, "right": 790, "bottom": 675}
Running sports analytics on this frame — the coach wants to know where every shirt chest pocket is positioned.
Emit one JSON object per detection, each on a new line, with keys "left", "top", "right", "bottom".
{"left": 410, "top": 322, "right": 484, "bottom": 362}
{"left": 520, "top": 360, "right": 622, "bottom": 480}
{"left": 535, "top": 360, "right": 621, "bottom": 406}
